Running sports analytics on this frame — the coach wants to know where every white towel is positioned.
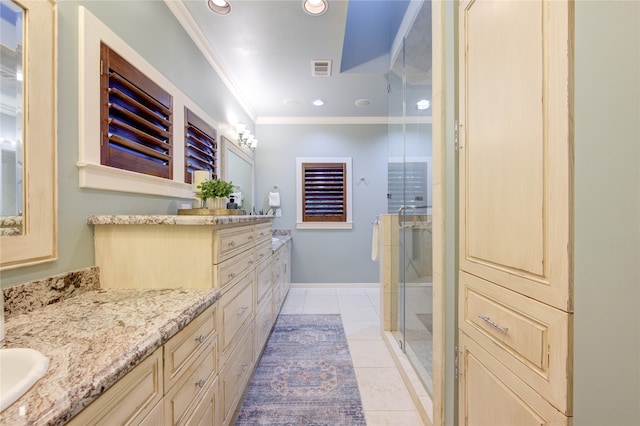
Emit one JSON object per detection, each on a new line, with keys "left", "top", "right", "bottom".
{"left": 269, "top": 192, "right": 281, "bottom": 207}
{"left": 371, "top": 220, "right": 380, "bottom": 261}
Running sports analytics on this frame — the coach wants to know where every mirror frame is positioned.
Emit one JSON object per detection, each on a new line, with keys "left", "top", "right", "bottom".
{"left": 0, "top": 0, "right": 57, "bottom": 270}
{"left": 221, "top": 135, "right": 254, "bottom": 213}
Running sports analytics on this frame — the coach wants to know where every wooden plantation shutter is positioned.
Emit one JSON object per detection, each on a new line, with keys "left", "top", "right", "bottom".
{"left": 184, "top": 108, "right": 217, "bottom": 184}
{"left": 302, "top": 162, "right": 347, "bottom": 222}
{"left": 100, "top": 43, "right": 173, "bottom": 179}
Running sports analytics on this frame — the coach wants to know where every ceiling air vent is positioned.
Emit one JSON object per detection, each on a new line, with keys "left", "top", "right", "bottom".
{"left": 311, "top": 60, "right": 332, "bottom": 77}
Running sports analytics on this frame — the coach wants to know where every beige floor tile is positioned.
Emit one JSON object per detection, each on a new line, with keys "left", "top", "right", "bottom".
{"left": 341, "top": 319, "right": 382, "bottom": 341}
{"left": 302, "top": 304, "right": 340, "bottom": 314}
{"left": 304, "top": 291, "right": 338, "bottom": 306}
{"left": 336, "top": 292, "right": 374, "bottom": 307}
{"left": 364, "top": 410, "right": 424, "bottom": 426}
{"left": 348, "top": 340, "right": 395, "bottom": 368}
{"left": 340, "top": 304, "right": 379, "bottom": 321}
{"left": 279, "top": 302, "right": 304, "bottom": 314}
{"left": 354, "top": 367, "right": 416, "bottom": 411}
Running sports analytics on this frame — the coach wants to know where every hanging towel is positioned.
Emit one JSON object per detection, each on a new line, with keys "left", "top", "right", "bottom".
{"left": 269, "top": 191, "right": 281, "bottom": 207}
{"left": 371, "top": 219, "right": 380, "bottom": 261}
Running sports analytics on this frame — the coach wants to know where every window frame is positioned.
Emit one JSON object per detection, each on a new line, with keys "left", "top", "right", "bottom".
{"left": 77, "top": 6, "right": 224, "bottom": 199}
{"left": 296, "top": 157, "right": 353, "bottom": 230}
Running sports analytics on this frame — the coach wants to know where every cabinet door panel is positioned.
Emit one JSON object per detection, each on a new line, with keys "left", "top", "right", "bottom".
{"left": 459, "top": 0, "right": 572, "bottom": 311}
{"left": 459, "top": 333, "right": 568, "bottom": 426}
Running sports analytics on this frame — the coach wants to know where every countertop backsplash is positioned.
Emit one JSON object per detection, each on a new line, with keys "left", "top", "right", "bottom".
{"left": 3, "top": 266, "right": 100, "bottom": 319}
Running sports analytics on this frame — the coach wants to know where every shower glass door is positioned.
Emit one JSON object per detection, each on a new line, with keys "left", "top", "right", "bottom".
{"left": 387, "top": 0, "right": 433, "bottom": 395}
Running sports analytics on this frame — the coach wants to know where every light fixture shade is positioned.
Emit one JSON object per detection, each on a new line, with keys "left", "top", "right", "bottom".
{"left": 236, "top": 123, "right": 246, "bottom": 133}
{"left": 250, "top": 139, "right": 258, "bottom": 149}
{"left": 303, "top": 0, "right": 327, "bottom": 16}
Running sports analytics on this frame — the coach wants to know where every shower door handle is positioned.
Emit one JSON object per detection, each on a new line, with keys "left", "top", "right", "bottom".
{"left": 397, "top": 205, "right": 430, "bottom": 228}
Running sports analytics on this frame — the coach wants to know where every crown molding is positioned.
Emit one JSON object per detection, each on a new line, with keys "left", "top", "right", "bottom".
{"left": 256, "top": 115, "right": 432, "bottom": 125}
{"left": 164, "top": 0, "right": 257, "bottom": 123}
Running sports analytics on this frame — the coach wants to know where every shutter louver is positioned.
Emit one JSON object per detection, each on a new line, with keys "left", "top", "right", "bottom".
{"left": 101, "top": 43, "right": 173, "bottom": 179}
{"left": 302, "top": 163, "right": 346, "bottom": 222}
{"left": 184, "top": 108, "right": 217, "bottom": 183}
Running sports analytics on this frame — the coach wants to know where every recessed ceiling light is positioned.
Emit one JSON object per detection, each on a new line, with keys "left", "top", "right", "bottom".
{"left": 355, "top": 99, "right": 371, "bottom": 107}
{"left": 312, "top": 99, "right": 325, "bottom": 106}
{"left": 303, "top": 0, "right": 328, "bottom": 16}
{"left": 283, "top": 99, "right": 300, "bottom": 106}
{"left": 416, "top": 99, "right": 431, "bottom": 110}
{"left": 208, "top": 0, "right": 231, "bottom": 15}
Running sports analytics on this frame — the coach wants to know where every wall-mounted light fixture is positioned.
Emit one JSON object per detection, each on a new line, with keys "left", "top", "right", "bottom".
{"left": 236, "top": 123, "right": 257, "bottom": 151}
{"left": 303, "top": 0, "right": 328, "bottom": 16}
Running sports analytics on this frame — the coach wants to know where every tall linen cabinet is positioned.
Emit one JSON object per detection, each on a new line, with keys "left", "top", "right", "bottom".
{"left": 457, "top": 0, "right": 573, "bottom": 424}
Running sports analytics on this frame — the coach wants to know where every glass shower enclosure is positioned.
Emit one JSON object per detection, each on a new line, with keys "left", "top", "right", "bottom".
{"left": 387, "top": 0, "right": 433, "bottom": 396}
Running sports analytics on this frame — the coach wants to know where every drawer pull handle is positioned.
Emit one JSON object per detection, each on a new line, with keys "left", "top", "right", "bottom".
{"left": 195, "top": 334, "right": 206, "bottom": 344}
{"left": 195, "top": 379, "right": 206, "bottom": 388}
{"left": 237, "top": 306, "right": 249, "bottom": 316}
{"left": 228, "top": 272, "right": 237, "bottom": 279}
{"left": 238, "top": 363, "right": 250, "bottom": 377}
{"left": 228, "top": 240, "right": 236, "bottom": 248}
{"left": 248, "top": 260, "right": 254, "bottom": 265}
{"left": 478, "top": 315, "right": 509, "bottom": 334}
{"left": 248, "top": 235, "right": 254, "bottom": 240}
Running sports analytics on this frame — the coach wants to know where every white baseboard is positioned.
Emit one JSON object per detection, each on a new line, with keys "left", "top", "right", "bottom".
{"left": 290, "top": 283, "right": 379, "bottom": 289}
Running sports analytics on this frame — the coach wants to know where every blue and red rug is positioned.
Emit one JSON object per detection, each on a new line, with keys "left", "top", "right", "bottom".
{"left": 235, "top": 314, "right": 367, "bottom": 425}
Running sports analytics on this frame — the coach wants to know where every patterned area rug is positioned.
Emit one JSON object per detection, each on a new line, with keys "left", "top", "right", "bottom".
{"left": 235, "top": 314, "right": 366, "bottom": 425}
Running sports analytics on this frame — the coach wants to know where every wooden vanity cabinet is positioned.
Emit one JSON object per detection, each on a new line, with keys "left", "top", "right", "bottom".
{"left": 67, "top": 348, "right": 163, "bottom": 426}
{"left": 272, "top": 240, "right": 291, "bottom": 312}
{"left": 91, "top": 219, "right": 284, "bottom": 425}
{"left": 458, "top": 0, "right": 573, "bottom": 423}
{"left": 68, "top": 304, "right": 217, "bottom": 426}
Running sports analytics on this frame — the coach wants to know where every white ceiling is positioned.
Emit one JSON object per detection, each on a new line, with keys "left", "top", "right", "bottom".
{"left": 169, "top": 0, "right": 424, "bottom": 123}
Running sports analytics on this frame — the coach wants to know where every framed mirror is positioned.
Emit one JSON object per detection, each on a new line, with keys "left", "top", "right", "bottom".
{"left": 221, "top": 136, "right": 254, "bottom": 214}
{"left": 0, "top": 0, "right": 57, "bottom": 270}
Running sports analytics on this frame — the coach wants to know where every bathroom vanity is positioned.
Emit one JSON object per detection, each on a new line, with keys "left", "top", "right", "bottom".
{"left": 87, "top": 215, "right": 291, "bottom": 425}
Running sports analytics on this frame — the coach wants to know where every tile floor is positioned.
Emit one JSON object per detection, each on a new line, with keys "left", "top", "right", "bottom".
{"left": 279, "top": 286, "right": 425, "bottom": 426}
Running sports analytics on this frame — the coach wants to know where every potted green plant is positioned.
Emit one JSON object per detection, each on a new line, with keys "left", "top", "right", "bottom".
{"left": 197, "top": 178, "right": 234, "bottom": 209}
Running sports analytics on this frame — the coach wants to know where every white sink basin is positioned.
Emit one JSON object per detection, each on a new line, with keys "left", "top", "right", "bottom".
{"left": 0, "top": 348, "right": 49, "bottom": 411}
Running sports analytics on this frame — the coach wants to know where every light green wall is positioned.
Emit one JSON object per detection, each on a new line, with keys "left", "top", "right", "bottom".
{"left": 1, "top": 1, "right": 253, "bottom": 287}
{"left": 574, "top": 1, "right": 640, "bottom": 423}
{"left": 254, "top": 123, "right": 388, "bottom": 283}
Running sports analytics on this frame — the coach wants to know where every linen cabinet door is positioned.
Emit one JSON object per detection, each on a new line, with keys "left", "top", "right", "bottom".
{"left": 459, "top": 333, "right": 568, "bottom": 426}
{"left": 458, "top": 0, "right": 573, "bottom": 311}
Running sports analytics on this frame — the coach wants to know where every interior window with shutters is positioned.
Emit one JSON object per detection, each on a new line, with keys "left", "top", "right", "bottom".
{"left": 296, "top": 157, "right": 352, "bottom": 229}
{"left": 100, "top": 43, "right": 173, "bottom": 179}
{"left": 184, "top": 108, "right": 217, "bottom": 184}
{"left": 302, "top": 162, "right": 347, "bottom": 222}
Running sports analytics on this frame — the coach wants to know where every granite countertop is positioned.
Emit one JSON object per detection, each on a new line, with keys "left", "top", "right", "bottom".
{"left": 87, "top": 214, "right": 274, "bottom": 226}
{"left": 0, "top": 288, "right": 218, "bottom": 426}
{"left": 271, "top": 230, "right": 292, "bottom": 252}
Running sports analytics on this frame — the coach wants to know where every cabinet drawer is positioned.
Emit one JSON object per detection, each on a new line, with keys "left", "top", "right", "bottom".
{"left": 459, "top": 271, "right": 571, "bottom": 414}
{"left": 164, "top": 304, "right": 217, "bottom": 390}
{"left": 255, "top": 222, "right": 272, "bottom": 244}
{"left": 214, "top": 226, "right": 255, "bottom": 264}
{"left": 182, "top": 376, "right": 218, "bottom": 426}
{"left": 215, "top": 248, "right": 255, "bottom": 290}
{"left": 220, "top": 325, "right": 255, "bottom": 425}
{"left": 68, "top": 348, "right": 163, "bottom": 426}
{"left": 218, "top": 274, "right": 254, "bottom": 362}
{"left": 256, "top": 259, "right": 273, "bottom": 306}
{"left": 256, "top": 239, "right": 273, "bottom": 265}
{"left": 164, "top": 340, "right": 217, "bottom": 425}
